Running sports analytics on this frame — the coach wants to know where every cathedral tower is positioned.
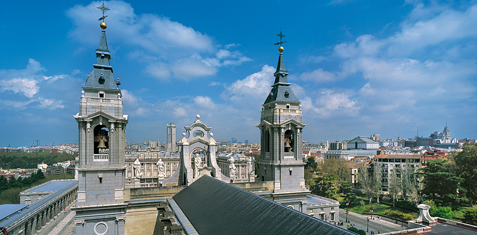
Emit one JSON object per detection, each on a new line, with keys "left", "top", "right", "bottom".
{"left": 73, "top": 3, "right": 128, "bottom": 234}
{"left": 257, "top": 35, "right": 307, "bottom": 193}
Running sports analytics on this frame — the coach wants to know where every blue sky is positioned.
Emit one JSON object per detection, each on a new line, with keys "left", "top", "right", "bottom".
{"left": 0, "top": 0, "right": 476, "bottom": 147}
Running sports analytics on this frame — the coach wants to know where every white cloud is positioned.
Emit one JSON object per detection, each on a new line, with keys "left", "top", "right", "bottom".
{"left": 193, "top": 96, "right": 217, "bottom": 110}
{"left": 171, "top": 58, "right": 217, "bottom": 80}
{"left": 173, "top": 107, "right": 187, "bottom": 117}
{"left": 38, "top": 98, "right": 65, "bottom": 110}
{"left": 223, "top": 65, "right": 275, "bottom": 102}
{"left": 306, "top": 90, "right": 360, "bottom": 117}
{"left": 0, "top": 78, "right": 39, "bottom": 98}
{"left": 67, "top": 1, "right": 251, "bottom": 80}
{"left": 296, "top": 68, "right": 339, "bottom": 83}
{"left": 121, "top": 89, "right": 138, "bottom": 106}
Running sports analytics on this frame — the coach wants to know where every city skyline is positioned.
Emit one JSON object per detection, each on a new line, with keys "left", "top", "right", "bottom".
{"left": 1, "top": 0, "right": 476, "bottom": 147}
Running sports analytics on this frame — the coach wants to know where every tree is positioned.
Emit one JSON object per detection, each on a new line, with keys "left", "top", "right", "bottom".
{"left": 453, "top": 143, "right": 477, "bottom": 206}
{"left": 305, "top": 157, "right": 318, "bottom": 172}
{"left": 462, "top": 209, "right": 477, "bottom": 226}
{"left": 37, "top": 169, "right": 45, "bottom": 180}
{"left": 0, "top": 175, "right": 8, "bottom": 192}
{"left": 358, "top": 164, "right": 374, "bottom": 204}
{"left": 320, "top": 158, "right": 351, "bottom": 182}
{"left": 420, "top": 159, "right": 465, "bottom": 207}
{"left": 312, "top": 174, "right": 339, "bottom": 199}
{"left": 402, "top": 162, "right": 419, "bottom": 206}
{"left": 388, "top": 166, "right": 402, "bottom": 207}
{"left": 341, "top": 180, "right": 357, "bottom": 205}
{"left": 372, "top": 162, "right": 382, "bottom": 203}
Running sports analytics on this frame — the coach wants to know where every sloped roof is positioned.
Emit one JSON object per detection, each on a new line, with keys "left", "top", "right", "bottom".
{"left": 172, "top": 175, "right": 353, "bottom": 235}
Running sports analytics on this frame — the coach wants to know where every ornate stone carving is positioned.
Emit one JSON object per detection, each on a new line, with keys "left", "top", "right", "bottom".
{"left": 110, "top": 123, "right": 115, "bottom": 133}
{"left": 157, "top": 159, "right": 165, "bottom": 179}
{"left": 86, "top": 122, "right": 91, "bottom": 133}
{"left": 194, "top": 154, "right": 201, "bottom": 169}
{"left": 229, "top": 157, "right": 236, "bottom": 178}
{"left": 133, "top": 158, "right": 142, "bottom": 178}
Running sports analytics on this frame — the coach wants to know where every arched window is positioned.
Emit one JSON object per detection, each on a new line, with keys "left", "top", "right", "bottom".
{"left": 94, "top": 125, "right": 109, "bottom": 154}
{"left": 284, "top": 130, "right": 294, "bottom": 153}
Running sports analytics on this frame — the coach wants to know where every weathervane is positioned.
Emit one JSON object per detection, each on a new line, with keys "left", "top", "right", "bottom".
{"left": 97, "top": 0, "right": 110, "bottom": 22}
{"left": 274, "top": 29, "right": 287, "bottom": 46}
{"left": 274, "top": 29, "right": 287, "bottom": 53}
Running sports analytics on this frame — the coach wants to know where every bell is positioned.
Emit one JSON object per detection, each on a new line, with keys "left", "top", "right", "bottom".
{"left": 284, "top": 140, "right": 291, "bottom": 148}
{"left": 97, "top": 136, "right": 107, "bottom": 149}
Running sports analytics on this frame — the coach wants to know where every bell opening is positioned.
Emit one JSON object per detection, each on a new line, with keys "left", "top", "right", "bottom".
{"left": 284, "top": 130, "right": 294, "bottom": 153}
{"left": 94, "top": 125, "right": 109, "bottom": 154}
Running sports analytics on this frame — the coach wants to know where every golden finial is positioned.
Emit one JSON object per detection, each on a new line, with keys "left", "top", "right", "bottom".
{"left": 279, "top": 46, "right": 284, "bottom": 52}
{"left": 100, "top": 22, "right": 107, "bottom": 29}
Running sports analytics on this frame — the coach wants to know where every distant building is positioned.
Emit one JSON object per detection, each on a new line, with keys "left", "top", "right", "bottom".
{"left": 347, "top": 136, "right": 379, "bottom": 150}
{"left": 166, "top": 122, "right": 177, "bottom": 152}
{"left": 374, "top": 154, "right": 421, "bottom": 192}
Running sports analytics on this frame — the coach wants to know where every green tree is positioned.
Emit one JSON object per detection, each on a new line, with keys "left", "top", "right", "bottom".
{"left": 305, "top": 157, "right": 318, "bottom": 172}
{"left": 372, "top": 162, "right": 382, "bottom": 203}
{"left": 462, "top": 208, "right": 477, "bottom": 226}
{"left": 453, "top": 143, "right": 477, "bottom": 206}
{"left": 0, "top": 176, "right": 8, "bottom": 192}
{"left": 420, "top": 159, "right": 465, "bottom": 207}
{"left": 388, "top": 166, "right": 402, "bottom": 207}
{"left": 312, "top": 174, "right": 339, "bottom": 199}
{"left": 341, "top": 180, "right": 357, "bottom": 205}
{"left": 402, "top": 163, "right": 419, "bottom": 206}
{"left": 358, "top": 164, "right": 374, "bottom": 204}
{"left": 37, "top": 169, "right": 45, "bottom": 180}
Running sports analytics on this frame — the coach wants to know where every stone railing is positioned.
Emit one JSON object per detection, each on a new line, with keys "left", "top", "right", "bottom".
{"left": 93, "top": 154, "right": 109, "bottom": 161}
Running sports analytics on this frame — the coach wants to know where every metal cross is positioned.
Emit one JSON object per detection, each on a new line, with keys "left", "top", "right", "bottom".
{"left": 274, "top": 29, "right": 287, "bottom": 46}
{"left": 97, "top": 1, "right": 110, "bottom": 22}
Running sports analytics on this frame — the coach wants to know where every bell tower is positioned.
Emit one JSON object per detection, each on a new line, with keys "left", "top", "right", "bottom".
{"left": 73, "top": 2, "right": 128, "bottom": 234}
{"left": 257, "top": 31, "right": 307, "bottom": 193}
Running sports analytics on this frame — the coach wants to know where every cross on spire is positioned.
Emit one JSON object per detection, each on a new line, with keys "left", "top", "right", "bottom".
{"left": 274, "top": 29, "right": 287, "bottom": 46}
{"left": 97, "top": 0, "right": 110, "bottom": 22}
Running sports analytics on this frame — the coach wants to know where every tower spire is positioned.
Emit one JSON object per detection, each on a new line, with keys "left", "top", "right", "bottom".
{"left": 83, "top": 1, "right": 120, "bottom": 90}
{"left": 263, "top": 30, "right": 298, "bottom": 104}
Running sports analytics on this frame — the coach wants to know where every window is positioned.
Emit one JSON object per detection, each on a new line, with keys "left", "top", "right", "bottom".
{"left": 99, "top": 178, "right": 102, "bottom": 184}
{"left": 331, "top": 213, "right": 335, "bottom": 220}
{"left": 99, "top": 93, "right": 104, "bottom": 98}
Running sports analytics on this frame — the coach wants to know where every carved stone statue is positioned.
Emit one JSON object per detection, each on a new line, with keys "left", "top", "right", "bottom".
{"left": 228, "top": 157, "right": 236, "bottom": 178}
{"left": 157, "top": 159, "right": 165, "bottom": 178}
{"left": 194, "top": 154, "right": 201, "bottom": 169}
{"left": 133, "top": 158, "right": 142, "bottom": 178}
{"left": 247, "top": 157, "right": 254, "bottom": 175}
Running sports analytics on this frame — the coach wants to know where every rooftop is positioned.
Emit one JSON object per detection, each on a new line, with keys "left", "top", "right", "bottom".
{"left": 172, "top": 175, "right": 352, "bottom": 235}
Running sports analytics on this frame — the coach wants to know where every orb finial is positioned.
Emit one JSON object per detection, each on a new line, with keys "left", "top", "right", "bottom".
{"left": 100, "top": 22, "right": 107, "bottom": 29}
{"left": 278, "top": 46, "right": 284, "bottom": 52}
{"left": 196, "top": 114, "right": 200, "bottom": 120}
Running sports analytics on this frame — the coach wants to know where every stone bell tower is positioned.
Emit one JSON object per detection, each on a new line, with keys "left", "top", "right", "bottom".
{"left": 257, "top": 32, "right": 307, "bottom": 194}
{"left": 73, "top": 3, "right": 128, "bottom": 234}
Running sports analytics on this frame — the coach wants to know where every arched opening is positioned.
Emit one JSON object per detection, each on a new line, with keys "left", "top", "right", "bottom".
{"left": 94, "top": 125, "right": 109, "bottom": 154}
{"left": 284, "top": 130, "right": 294, "bottom": 153}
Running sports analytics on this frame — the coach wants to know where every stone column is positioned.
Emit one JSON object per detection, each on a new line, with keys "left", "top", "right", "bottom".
{"left": 42, "top": 211, "right": 47, "bottom": 227}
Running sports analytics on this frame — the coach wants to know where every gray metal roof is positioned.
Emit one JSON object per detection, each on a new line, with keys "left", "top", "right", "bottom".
{"left": 25, "top": 180, "right": 78, "bottom": 193}
{"left": 0, "top": 204, "right": 28, "bottom": 221}
{"left": 83, "top": 30, "right": 120, "bottom": 90}
{"left": 172, "top": 175, "right": 354, "bottom": 235}
{"left": 0, "top": 180, "right": 77, "bottom": 229}
{"left": 264, "top": 52, "right": 300, "bottom": 104}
